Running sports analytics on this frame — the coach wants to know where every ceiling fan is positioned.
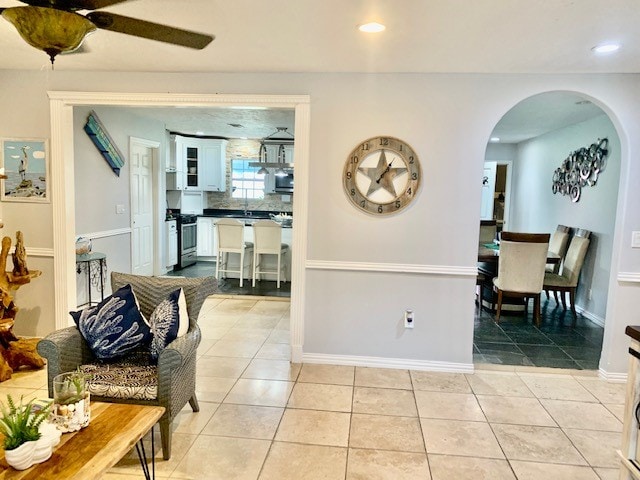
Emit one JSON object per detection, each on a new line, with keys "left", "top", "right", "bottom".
{"left": 0, "top": 0, "right": 214, "bottom": 65}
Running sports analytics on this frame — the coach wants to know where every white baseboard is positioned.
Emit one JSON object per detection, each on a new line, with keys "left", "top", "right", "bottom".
{"left": 302, "top": 352, "right": 474, "bottom": 373}
{"left": 598, "top": 368, "right": 627, "bottom": 383}
{"left": 575, "top": 306, "right": 605, "bottom": 327}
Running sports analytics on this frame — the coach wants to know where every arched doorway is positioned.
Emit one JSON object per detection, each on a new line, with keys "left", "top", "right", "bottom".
{"left": 473, "top": 91, "right": 621, "bottom": 371}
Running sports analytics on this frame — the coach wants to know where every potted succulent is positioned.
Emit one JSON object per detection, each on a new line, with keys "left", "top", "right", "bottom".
{"left": 0, "top": 395, "right": 52, "bottom": 470}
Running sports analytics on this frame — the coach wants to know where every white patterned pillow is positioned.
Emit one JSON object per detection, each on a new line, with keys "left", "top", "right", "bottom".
{"left": 70, "top": 284, "right": 151, "bottom": 361}
{"left": 147, "top": 288, "right": 188, "bottom": 361}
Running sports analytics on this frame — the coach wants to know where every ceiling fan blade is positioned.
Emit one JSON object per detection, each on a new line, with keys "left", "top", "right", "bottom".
{"left": 18, "top": 0, "right": 131, "bottom": 10}
{"left": 86, "top": 11, "right": 214, "bottom": 49}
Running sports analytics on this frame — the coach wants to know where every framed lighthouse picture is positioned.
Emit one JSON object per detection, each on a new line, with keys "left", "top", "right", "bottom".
{"left": 1, "top": 138, "right": 49, "bottom": 203}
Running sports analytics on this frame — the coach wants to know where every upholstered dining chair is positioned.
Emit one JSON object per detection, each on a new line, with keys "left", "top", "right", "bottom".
{"left": 37, "top": 272, "right": 216, "bottom": 460}
{"left": 216, "top": 218, "right": 254, "bottom": 287}
{"left": 492, "top": 232, "right": 550, "bottom": 326}
{"left": 543, "top": 229, "right": 590, "bottom": 319}
{"left": 479, "top": 220, "right": 498, "bottom": 244}
{"left": 546, "top": 224, "right": 571, "bottom": 274}
{"left": 252, "top": 220, "right": 289, "bottom": 288}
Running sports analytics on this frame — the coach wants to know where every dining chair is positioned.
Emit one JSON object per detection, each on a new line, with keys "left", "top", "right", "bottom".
{"left": 546, "top": 224, "right": 571, "bottom": 274}
{"left": 479, "top": 220, "right": 497, "bottom": 244}
{"left": 492, "top": 231, "right": 550, "bottom": 326}
{"left": 252, "top": 220, "right": 289, "bottom": 288}
{"left": 543, "top": 230, "right": 590, "bottom": 320}
{"left": 215, "top": 218, "right": 254, "bottom": 287}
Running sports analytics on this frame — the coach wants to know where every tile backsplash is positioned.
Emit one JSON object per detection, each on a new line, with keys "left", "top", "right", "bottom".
{"left": 205, "top": 139, "right": 293, "bottom": 213}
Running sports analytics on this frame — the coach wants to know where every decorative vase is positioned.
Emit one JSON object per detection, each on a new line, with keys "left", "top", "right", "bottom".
{"left": 4, "top": 440, "right": 36, "bottom": 470}
{"left": 38, "top": 422, "right": 61, "bottom": 448}
{"left": 32, "top": 437, "right": 52, "bottom": 464}
{"left": 50, "top": 372, "right": 91, "bottom": 433}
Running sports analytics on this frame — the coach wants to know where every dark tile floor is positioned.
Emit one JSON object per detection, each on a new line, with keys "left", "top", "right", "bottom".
{"left": 166, "top": 261, "right": 291, "bottom": 298}
{"left": 474, "top": 297, "right": 604, "bottom": 370}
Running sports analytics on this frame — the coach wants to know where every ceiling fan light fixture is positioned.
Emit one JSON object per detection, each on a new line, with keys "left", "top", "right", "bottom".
{"left": 1, "top": 6, "right": 96, "bottom": 64}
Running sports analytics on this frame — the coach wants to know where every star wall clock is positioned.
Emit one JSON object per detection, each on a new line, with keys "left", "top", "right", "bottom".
{"left": 343, "top": 136, "right": 421, "bottom": 215}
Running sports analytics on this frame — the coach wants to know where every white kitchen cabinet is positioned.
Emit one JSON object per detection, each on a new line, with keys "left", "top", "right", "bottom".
{"left": 166, "top": 135, "right": 201, "bottom": 190}
{"left": 165, "top": 220, "right": 178, "bottom": 269}
{"left": 197, "top": 217, "right": 217, "bottom": 258}
{"left": 200, "top": 139, "right": 227, "bottom": 192}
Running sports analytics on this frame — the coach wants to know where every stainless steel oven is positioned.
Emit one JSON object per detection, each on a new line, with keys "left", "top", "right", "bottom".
{"left": 176, "top": 214, "right": 197, "bottom": 269}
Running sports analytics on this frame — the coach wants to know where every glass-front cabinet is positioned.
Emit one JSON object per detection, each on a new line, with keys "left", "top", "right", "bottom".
{"left": 166, "top": 135, "right": 227, "bottom": 192}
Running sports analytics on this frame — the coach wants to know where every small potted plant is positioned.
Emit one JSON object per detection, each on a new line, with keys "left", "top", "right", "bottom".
{"left": 0, "top": 395, "right": 52, "bottom": 470}
{"left": 51, "top": 370, "right": 91, "bottom": 432}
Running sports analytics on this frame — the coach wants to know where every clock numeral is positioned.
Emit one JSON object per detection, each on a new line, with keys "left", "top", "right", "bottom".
{"left": 399, "top": 144, "right": 404, "bottom": 151}
{"left": 351, "top": 155, "right": 359, "bottom": 164}
{"left": 350, "top": 188, "right": 356, "bottom": 196}
{"left": 409, "top": 156, "right": 414, "bottom": 164}
{"left": 407, "top": 187, "right": 412, "bottom": 195}
{"left": 379, "top": 138, "right": 389, "bottom": 146}
{"left": 411, "top": 172, "right": 418, "bottom": 180}
{"left": 378, "top": 205, "right": 383, "bottom": 213}
{"left": 360, "top": 200, "right": 366, "bottom": 208}
{"left": 346, "top": 171, "right": 352, "bottom": 179}
{"left": 395, "top": 200, "right": 401, "bottom": 209}
{"left": 362, "top": 143, "right": 369, "bottom": 151}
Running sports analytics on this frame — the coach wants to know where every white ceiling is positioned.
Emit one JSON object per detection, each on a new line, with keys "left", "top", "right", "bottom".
{"left": 0, "top": 0, "right": 637, "bottom": 74}
{"left": 3, "top": 1, "right": 623, "bottom": 140}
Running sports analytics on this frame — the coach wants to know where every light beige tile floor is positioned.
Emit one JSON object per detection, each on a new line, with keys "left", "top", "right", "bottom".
{"left": 12, "top": 296, "right": 625, "bottom": 479}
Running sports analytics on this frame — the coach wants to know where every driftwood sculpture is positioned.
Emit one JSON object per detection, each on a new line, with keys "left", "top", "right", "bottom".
{"left": 0, "top": 231, "right": 43, "bottom": 381}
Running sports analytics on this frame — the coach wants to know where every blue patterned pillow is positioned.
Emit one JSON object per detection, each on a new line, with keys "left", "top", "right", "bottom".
{"left": 70, "top": 284, "right": 151, "bottom": 361}
{"left": 148, "top": 288, "right": 187, "bottom": 361}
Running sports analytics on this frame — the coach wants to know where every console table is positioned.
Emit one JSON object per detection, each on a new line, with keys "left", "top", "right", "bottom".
{"left": 75, "top": 252, "right": 107, "bottom": 307}
{"left": 0, "top": 402, "right": 164, "bottom": 479}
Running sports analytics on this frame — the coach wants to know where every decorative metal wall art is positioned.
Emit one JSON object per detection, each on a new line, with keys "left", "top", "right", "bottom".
{"left": 552, "top": 138, "right": 608, "bottom": 203}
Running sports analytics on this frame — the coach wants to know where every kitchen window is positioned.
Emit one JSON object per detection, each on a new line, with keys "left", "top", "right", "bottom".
{"left": 231, "top": 159, "right": 265, "bottom": 200}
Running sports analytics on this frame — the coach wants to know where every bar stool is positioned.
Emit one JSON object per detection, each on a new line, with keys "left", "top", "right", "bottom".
{"left": 252, "top": 220, "right": 288, "bottom": 288}
{"left": 215, "top": 218, "right": 253, "bottom": 287}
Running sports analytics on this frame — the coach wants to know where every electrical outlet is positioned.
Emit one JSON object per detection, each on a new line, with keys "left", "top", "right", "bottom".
{"left": 116, "top": 204, "right": 125, "bottom": 214}
{"left": 404, "top": 309, "right": 414, "bottom": 329}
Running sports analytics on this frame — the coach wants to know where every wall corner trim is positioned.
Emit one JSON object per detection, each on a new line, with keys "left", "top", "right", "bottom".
{"left": 598, "top": 368, "right": 627, "bottom": 383}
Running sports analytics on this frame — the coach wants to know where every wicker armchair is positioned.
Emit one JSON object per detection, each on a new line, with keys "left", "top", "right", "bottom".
{"left": 37, "top": 272, "right": 217, "bottom": 460}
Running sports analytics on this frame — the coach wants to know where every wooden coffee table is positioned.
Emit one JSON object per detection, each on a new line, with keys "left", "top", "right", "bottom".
{"left": 0, "top": 402, "right": 164, "bottom": 479}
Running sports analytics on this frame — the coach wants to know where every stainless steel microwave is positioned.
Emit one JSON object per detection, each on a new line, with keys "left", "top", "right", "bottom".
{"left": 274, "top": 172, "right": 294, "bottom": 193}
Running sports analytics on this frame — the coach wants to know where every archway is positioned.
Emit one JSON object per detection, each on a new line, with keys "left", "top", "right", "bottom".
{"left": 473, "top": 91, "right": 621, "bottom": 371}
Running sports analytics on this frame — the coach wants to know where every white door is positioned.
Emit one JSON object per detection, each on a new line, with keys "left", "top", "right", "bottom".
{"left": 130, "top": 141, "right": 155, "bottom": 275}
{"left": 480, "top": 161, "right": 497, "bottom": 220}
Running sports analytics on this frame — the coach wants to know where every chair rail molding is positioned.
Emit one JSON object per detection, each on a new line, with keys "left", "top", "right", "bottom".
{"left": 306, "top": 259, "right": 477, "bottom": 277}
{"left": 618, "top": 272, "right": 640, "bottom": 283}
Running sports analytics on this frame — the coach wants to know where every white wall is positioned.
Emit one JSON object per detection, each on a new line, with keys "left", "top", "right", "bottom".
{"left": 507, "top": 114, "right": 620, "bottom": 322}
{"left": 0, "top": 71, "right": 639, "bottom": 376}
{"left": 73, "top": 106, "right": 167, "bottom": 302}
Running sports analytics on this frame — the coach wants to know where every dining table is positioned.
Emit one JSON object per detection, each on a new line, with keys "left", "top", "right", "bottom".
{"left": 478, "top": 242, "right": 561, "bottom": 264}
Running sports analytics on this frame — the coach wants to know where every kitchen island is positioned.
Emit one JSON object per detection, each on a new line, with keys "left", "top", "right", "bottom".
{"left": 196, "top": 209, "right": 292, "bottom": 283}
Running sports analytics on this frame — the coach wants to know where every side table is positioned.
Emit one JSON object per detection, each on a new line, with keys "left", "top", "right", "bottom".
{"left": 75, "top": 252, "right": 107, "bottom": 307}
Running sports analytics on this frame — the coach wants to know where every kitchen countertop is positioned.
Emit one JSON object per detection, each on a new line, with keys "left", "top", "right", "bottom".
{"left": 200, "top": 209, "right": 293, "bottom": 227}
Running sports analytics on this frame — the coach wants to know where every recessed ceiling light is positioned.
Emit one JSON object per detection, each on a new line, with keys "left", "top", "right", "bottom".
{"left": 490, "top": 137, "right": 500, "bottom": 143}
{"left": 358, "top": 22, "right": 385, "bottom": 33}
{"left": 592, "top": 43, "right": 620, "bottom": 54}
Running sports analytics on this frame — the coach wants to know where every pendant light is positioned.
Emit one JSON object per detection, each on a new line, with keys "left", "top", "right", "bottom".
{"left": 249, "top": 127, "right": 294, "bottom": 173}
{"left": 256, "top": 144, "right": 269, "bottom": 175}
